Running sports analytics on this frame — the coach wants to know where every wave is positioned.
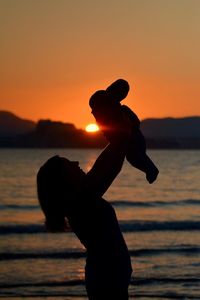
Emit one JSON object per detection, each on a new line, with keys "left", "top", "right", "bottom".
{"left": 1, "top": 220, "right": 200, "bottom": 235}
{"left": 0, "top": 204, "right": 38, "bottom": 210}
{"left": 1, "top": 246, "right": 199, "bottom": 261}
{"left": 120, "top": 220, "right": 200, "bottom": 232}
{"left": 0, "top": 224, "right": 47, "bottom": 234}
{"left": 0, "top": 279, "right": 84, "bottom": 289}
{"left": 1, "top": 276, "right": 200, "bottom": 288}
{"left": 0, "top": 250, "right": 86, "bottom": 260}
{"left": 1, "top": 198, "right": 200, "bottom": 211}
{"left": 111, "top": 199, "right": 200, "bottom": 207}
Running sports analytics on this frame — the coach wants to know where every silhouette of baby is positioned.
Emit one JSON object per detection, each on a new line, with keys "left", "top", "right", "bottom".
{"left": 89, "top": 79, "right": 159, "bottom": 184}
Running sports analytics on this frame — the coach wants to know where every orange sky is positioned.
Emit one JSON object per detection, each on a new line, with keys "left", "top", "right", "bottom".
{"left": 0, "top": 0, "right": 200, "bottom": 129}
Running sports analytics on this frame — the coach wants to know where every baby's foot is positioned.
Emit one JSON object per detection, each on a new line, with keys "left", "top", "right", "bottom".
{"left": 146, "top": 167, "right": 159, "bottom": 184}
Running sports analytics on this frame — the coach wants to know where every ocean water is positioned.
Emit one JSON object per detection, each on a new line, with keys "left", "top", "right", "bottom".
{"left": 0, "top": 148, "right": 200, "bottom": 300}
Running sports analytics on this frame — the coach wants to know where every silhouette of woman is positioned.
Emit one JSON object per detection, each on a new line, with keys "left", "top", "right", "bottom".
{"left": 37, "top": 125, "right": 133, "bottom": 299}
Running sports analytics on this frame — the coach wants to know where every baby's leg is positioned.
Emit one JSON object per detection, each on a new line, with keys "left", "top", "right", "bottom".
{"left": 126, "top": 131, "right": 159, "bottom": 183}
{"left": 126, "top": 150, "right": 159, "bottom": 184}
{"left": 142, "top": 154, "right": 159, "bottom": 184}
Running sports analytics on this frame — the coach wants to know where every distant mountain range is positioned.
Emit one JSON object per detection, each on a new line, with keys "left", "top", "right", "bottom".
{"left": 141, "top": 117, "right": 200, "bottom": 138}
{"left": 0, "top": 111, "right": 36, "bottom": 137}
{"left": 0, "top": 110, "right": 200, "bottom": 148}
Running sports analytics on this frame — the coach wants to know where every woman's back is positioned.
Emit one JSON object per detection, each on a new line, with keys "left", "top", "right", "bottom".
{"left": 67, "top": 187, "right": 132, "bottom": 297}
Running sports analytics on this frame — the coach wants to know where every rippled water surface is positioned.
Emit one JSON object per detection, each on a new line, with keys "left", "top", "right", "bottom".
{"left": 0, "top": 149, "right": 200, "bottom": 299}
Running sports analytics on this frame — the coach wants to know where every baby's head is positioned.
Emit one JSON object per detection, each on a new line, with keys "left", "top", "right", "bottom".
{"left": 89, "top": 79, "right": 129, "bottom": 109}
{"left": 106, "top": 79, "right": 130, "bottom": 103}
{"left": 89, "top": 90, "right": 108, "bottom": 109}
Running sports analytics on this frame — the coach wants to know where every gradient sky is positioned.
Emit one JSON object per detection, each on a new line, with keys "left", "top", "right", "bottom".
{"left": 0, "top": 0, "right": 200, "bottom": 129}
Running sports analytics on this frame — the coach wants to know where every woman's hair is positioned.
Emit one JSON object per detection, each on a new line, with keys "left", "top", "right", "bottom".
{"left": 37, "top": 155, "right": 70, "bottom": 232}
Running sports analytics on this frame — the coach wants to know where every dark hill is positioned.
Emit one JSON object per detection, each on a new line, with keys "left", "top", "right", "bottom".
{"left": 141, "top": 117, "right": 200, "bottom": 138}
{"left": 0, "top": 111, "right": 200, "bottom": 148}
{"left": 0, "top": 111, "right": 36, "bottom": 137}
{"left": 24, "top": 119, "right": 106, "bottom": 148}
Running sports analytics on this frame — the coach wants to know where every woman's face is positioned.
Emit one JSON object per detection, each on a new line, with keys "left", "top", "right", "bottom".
{"left": 60, "top": 157, "right": 85, "bottom": 184}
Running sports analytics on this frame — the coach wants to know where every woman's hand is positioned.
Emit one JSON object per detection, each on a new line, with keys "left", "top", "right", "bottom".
{"left": 102, "top": 111, "right": 132, "bottom": 144}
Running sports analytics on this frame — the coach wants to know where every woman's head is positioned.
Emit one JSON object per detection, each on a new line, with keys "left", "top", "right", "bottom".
{"left": 37, "top": 155, "right": 84, "bottom": 232}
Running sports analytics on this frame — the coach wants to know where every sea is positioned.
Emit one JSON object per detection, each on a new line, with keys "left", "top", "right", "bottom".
{"left": 0, "top": 148, "right": 200, "bottom": 300}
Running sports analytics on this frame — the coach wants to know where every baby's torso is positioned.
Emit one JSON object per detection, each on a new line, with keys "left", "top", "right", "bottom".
{"left": 121, "top": 105, "right": 140, "bottom": 128}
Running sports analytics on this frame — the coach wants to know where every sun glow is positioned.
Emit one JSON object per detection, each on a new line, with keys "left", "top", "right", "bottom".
{"left": 85, "top": 123, "right": 99, "bottom": 133}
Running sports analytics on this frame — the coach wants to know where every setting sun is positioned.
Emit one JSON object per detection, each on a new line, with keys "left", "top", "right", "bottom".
{"left": 85, "top": 123, "right": 99, "bottom": 133}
